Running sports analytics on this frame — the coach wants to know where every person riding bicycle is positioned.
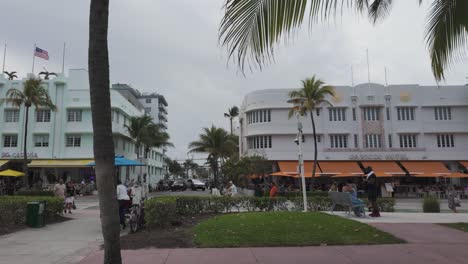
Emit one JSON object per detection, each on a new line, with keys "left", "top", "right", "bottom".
{"left": 116, "top": 180, "right": 130, "bottom": 229}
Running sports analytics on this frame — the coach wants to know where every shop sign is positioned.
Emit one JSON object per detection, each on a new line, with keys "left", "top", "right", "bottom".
{"left": 349, "top": 154, "right": 408, "bottom": 160}
{"left": 1, "top": 152, "right": 39, "bottom": 158}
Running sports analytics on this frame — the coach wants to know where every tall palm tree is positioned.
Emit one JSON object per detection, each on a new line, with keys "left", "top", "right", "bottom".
{"left": 288, "top": 76, "right": 335, "bottom": 181}
{"left": 224, "top": 106, "right": 239, "bottom": 134}
{"left": 188, "top": 126, "right": 237, "bottom": 187}
{"left": 219, "top": 0, "right": 468, "bottom": 81}
{"left": 88, "top": 0, "right": 122, "bottom": 262}
{"left": 1, "top": 77, "right": 57, "bottom": 187}
{"left": 125, "top": 115, "right": 153, "bottom": 159}
{"left": 183, "top": 159, "right": 199, "bottom": 178}
{"left": 3, "top": 71, "right": 18, "bottom": 80}
{"left": 142, "top": 123, "right": 173, "bottom": 159}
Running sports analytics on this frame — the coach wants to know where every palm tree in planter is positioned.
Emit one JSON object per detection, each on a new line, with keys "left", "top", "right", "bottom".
{"left": 219, "top": 0, "right": 468, "bottom": 81}
{"left": 224, "top": 106, "right": 239, "bottom": 134}
{"left": 288, "top": 76, "right": 334, "bottom": 181}
{"left": 1, "top": 77, "right": 57, "bottom": 186}
{"left": 188, "top": 126, "right": 237, "bottom": 187}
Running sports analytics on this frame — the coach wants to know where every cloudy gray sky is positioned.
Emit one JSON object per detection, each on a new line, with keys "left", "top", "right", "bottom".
{"left": 2, "top": 0, "right": 467, "bottom": 162}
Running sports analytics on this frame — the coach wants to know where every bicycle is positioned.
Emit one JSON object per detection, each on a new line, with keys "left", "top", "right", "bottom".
{"left": 125, "top": 199, "right": 145, "bottom": 233}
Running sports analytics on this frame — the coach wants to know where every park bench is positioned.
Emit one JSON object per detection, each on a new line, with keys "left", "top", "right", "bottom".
{"left": 328, "top": 191, "right": 366, "bottom": 218}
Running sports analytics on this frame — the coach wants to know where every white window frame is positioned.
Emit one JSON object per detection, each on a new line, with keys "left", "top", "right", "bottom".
{"left": 34, "top": 134, "right": 49, "bottom": 147}
{"left": 436, "top": 134, "right": 454, "bottom": 148}
{"left": 330, "top": 135, "right": 348, "bottom": 149}
{"left": 363, "top": 107, "right": 380, "bottom": 121}
{"left": 4, "top": 109, "right": 19, "bottom": 123}
{"left": 36, "top": 109, "right": 51, "bottom": 122}
{"left": 66, "top": 135, "right": 81, "bottom": 147}
{"left": 397, "top": 107, "right": 415, "bottom": 121}
{"left": 67, "top": 109, "right": 82, "bottom": 122}
{"left": 146, "top": 98, "right": 151, "bottom": 103}
{"left": 399, "top": 134, "right": 417, "bottom": 148}
{"left": 3, "top": 135, "right": 18, "bottom": 147}
{"left": 365, "top": 134, "right": 382, "bottom": 148}
{"left": 435, "top": 107, "right": 452, "bottom": 120}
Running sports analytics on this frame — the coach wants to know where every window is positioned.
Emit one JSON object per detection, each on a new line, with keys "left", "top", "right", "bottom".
{"left": 399, "top": 134, "right": 417, "bottom": 148}
{"left": 329, "top": 108, "right": 346, "bottom": 121}
{"left": 434, "top": 107, "right": 451, "bottom": 120}
{"left": 36, "top": 110, "right": 51, "bottom": 122}
{"left": 4, "top": 109, "right": 19, "bottom": 122}
{"left": 66, "top": 135, "right": 81, "bottom": 147}
{"left": 437, "top": 134, "right": 454, "bottom": 148}
{"left": 397, "top": 107, "right": 415, "bottom": 121}
{"left": 352, "top": 108, "right": 356, "bottom": 121}
{"left": 116, "top": 111, "right": 120, "bottom": 123}
{"left": 67, "top": 109, "right": 82, "bottom": 122}
{"left": 111, "top": 110, "right": 114, "bottom": 121}
{"left": 386, "top": 107, "right": 390, "bottom": 120}
{"left": 259, "top": 110, "right": 263, "bottom": 122}
{"left": 365, "top": 134, "right": 382, "bottom": 148}
{"left": 144, "top": 107, "right": 151, "bottom": 115}
{"left": 123, "top": 116, "right": 127, "bottom": 126}
{"left": 146, "top": 98, "right": 151, "bottom": 103}
{"left": 354, "top": 134, "right": 358, "bottom": 148}
{"left": 316, "top": 108, "right": 321, "bottom": 116}
{"left": 248, "top": 110, "right": 271, "bottom": 124}
{"left": 123, "top": 140, "right": 126, "bottom": 151}
{"left": 34, "top": 134, "right": 49, "bottom": 147}
{"left": 248, "top": 136, "right": 272, "bottom": 149}
{"left": 3, "top": 135, "right": 18, "bottom": 147}
{"left": 363, "top": 107, "right": 380, "bottom": 121}
{"left": 267, "top": 110, "right": 271, "bottom": 122}
{"left": 330, "top": 135, "right": 348, "bottom": 148}
{"left": 317, "top": 135, "right": 321, "bottom": 143}
{"left": 388, "top": 134, "right": 392, "bottom": 148}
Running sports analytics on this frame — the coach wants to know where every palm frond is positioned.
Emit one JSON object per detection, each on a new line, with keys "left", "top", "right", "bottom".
{"left": 368, "top": 0, "right": 393, "bottom": 23}
{"left": 425, "top": 0, "right": 468, "bottom": 81}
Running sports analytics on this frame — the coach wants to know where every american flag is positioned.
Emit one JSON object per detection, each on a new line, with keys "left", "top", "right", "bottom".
{"left": 34, "top": 47, "right": 49, "bottom": 60}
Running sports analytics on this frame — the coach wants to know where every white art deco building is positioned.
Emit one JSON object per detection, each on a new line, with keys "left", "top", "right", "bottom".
{"left": 0, "top": 69, "right": 168, "bottom": 186}
{"left": 239, "top": 83, "right": 468, "bottom": 184}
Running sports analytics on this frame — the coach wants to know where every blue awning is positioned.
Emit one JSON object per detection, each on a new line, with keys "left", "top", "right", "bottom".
{"left": 87, "top": 156, "right": 145, "bottom": 167}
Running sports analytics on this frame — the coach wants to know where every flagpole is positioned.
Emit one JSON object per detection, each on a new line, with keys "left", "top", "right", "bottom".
{"left": 384, "top": 66, "right": 388, "bottom": 86}
{"left": 366, "top": 48, "right": 371, "bottom": 93}
{"left": 62, "top": 42, "right": 66, "bottom": 74}
{"left": 2, "top": 43, "right": 6, "bottom": 73}
{"left": 351, "top": 65, "right": 354, "bottom": 86}
{"left": 32, "top": 44, "right": 36, "bottom": 74}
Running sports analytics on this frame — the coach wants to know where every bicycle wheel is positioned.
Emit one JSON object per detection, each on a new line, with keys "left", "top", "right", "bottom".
{"left": 129, "top": 210, "right": 139, "bottom": 233}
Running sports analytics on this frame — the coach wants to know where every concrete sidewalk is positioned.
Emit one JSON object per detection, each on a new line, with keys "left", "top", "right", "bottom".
{"left": 0, "top": 199, "right": 102, "bottom": 264}
{"left": 330, "top": 211, "right": 468, "bottom": 223}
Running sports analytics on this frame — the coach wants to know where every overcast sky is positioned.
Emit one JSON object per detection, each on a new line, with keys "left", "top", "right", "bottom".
{"left": 2, "top": 0, "right": 467, "bottom": 162}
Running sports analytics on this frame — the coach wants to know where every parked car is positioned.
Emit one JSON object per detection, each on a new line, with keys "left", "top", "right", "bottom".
{"left": 170, "top": 180, "right": 187, "bottom": 191}
{"left": 187, "top": 179, "right": 206, "bottom": 191}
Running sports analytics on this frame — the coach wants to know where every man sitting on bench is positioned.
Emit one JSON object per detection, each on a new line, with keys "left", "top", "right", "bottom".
{"left": 342, "top": 180, "right": 365, "bottom": 217}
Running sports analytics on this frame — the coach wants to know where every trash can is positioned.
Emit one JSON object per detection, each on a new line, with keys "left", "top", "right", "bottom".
{"left": 26, "top": 201, "right": 46, "bottom": 228}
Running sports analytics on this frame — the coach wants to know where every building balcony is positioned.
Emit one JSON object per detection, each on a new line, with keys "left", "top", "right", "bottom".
{"left": 159, "top": 104, "right": 167, "bottom": 114}
{"left": 158, "top": 112, "right": 167, "bottom": 122}
{"left": 158, "top": 121, "right": 167, "bottom": 130}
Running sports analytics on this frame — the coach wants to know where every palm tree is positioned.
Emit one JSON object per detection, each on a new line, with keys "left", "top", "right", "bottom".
{"left": 188, "top": 126, "right": 237, "bottom": 187}
{"left": 125, "top": 115, "right": 153, "bottom": 159}
{"left": 288, "top": 76, "right": 335, "bottom": 181}
{"left": 183, "top": 159, "right": 199, "bottom": 178}
{"left": 219, "top": 0, "right": 468, "bottom": 81}
{"left": 142, "top": 123, "right": 173, "bottom": 159}
{"left": 39, "top": 71, "right": 58, "bottom": 80}
{"left": 3, "top": 71, "right": 17, "bottom": 80}
{"left": 88, "top": 0, "right": 122, "bottom": 262}
{"left": 1, "top": 77, "right": 57, "bottom": 186}
{"left": 224, "top": 106, "right": 239, "bottom": 134}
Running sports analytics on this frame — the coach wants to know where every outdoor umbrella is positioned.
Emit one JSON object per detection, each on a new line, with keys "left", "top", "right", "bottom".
{"left": 86, "top": 156, "right": 145, "bottom": 167}
{"left": 0, "top": 169, "right": 25, "bottom": 177}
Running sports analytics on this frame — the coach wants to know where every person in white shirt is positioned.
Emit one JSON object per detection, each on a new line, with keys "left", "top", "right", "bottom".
{"left": 131, "top": 182, "right": 144, "bottom": 206}
{"left": 226, "top": 181, "right": 238, "bottom": 197}
{"left": 116, "top": 180, "right": 130, "bottom": 229}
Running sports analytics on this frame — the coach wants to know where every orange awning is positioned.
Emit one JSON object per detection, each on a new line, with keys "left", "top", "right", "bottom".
{"left": 319, "top": 161, "right": 363, "bottom": 177}
{"left": 460, "top": 161, "right": 468, "bottom": 169}
{"left": 400, "top": 161, "right": 451, "bottom": 178}
{"left": 272, "top": 161, "right": 324, "bottom": 178}
{"left": 361, "top": 161, "right": 406, "bottom": 177}
{"left": 445, "top": 172, "right": 468, "bottom": 178}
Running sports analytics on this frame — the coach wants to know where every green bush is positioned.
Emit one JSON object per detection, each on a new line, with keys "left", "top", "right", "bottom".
{"left": 15, "top": 190, "right": 55, "bottom": 197}
{"left": 423, "top": 196, "right": 440, "bottom": 213}
{"left": 0, "top": 196, "right": 64, "bottom": 228}
{"left": 144, "top": 197, "right": 177, "bottom": 228}
{"left": 281, "top": 191, "right": 328, "bottom": 199}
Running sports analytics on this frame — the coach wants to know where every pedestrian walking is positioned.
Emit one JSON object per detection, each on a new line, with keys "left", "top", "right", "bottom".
{"left": 64, "top": 182, "right": 75, "bottom": 214}
{"left": 269, "top": 182, "right": 278, "bottom": 198}
{"left": 54, "top": 179, "right": 66, "bottom": 212}
{"left": 447, "top": 185, "right": 461, "bottom": 213}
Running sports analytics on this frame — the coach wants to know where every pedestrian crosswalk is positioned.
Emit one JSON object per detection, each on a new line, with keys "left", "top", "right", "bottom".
{"left": 74, "top": 196, "right": 99, "bottom": 210}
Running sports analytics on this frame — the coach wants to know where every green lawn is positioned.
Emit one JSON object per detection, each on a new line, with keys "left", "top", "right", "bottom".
{"left": 193, "top": 212, "right": 404, "bottom": 247}
{"left": 440, "top": 223, "right": 468, "bottom": 232}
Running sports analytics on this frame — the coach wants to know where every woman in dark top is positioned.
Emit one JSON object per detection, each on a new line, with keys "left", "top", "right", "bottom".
{"left": 364, "top": 167, "right": 380, "bottom": 217}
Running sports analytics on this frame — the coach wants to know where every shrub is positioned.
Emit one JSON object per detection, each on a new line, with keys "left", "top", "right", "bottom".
{"left": 15, "top": 190, "right": 55, "bottom": 197}
{"left": 0, "top": 196, "right": 64, "bottom": 228}
{"left": 423, "top": 196, "right": 440, "bottom": 213}
{"left": 144, "top": 197, "right": 177, "bottom": 228}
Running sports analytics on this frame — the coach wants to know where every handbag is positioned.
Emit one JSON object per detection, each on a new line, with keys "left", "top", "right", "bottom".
{"left": 454, "top": 197, "right": 461, "bottom": 207}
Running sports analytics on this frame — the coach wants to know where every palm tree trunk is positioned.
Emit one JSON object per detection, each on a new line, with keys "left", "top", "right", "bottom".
{"left": 23, "top": 106, "right": 30, "bottom": 188}
{"left": 310, "top": 110, "right": 318, "bottom": 187}
{"left": 88, "top": 0, "right": 122, "bottom": 263}
{"left": 230, "top": 118, "right": 233, "bottom": 135}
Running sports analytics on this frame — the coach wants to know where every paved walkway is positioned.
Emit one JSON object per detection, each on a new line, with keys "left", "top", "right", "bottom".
{"left": 330, "top": 211, "right": 468, "bottom": 223}
{"left": 0, "top": 197, "right": 102, "bottom": 264}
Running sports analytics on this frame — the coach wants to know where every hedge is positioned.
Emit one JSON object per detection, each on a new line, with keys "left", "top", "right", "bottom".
{"left": 15, "top": 191, "right": 55, "bottom": 197}
{"left": 0, "top": 196, "right": 64, "bottom": 228}
{"left": 144, "top": 195, "right": 395, "bottom": 228}
{"left": 423, "top": 196, "right": 440, "bottom": 213}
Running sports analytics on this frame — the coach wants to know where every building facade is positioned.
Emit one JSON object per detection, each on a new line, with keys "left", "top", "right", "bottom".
{"left": 0, "top": 69, "right": 167, "bottom": 186}
{"left": 239, "top": 83, "right": 468, "bottom": 177}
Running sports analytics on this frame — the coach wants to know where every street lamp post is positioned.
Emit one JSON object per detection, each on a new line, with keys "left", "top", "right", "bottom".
{"left": 287, "top": 97, "right": 308, "bottom": 212}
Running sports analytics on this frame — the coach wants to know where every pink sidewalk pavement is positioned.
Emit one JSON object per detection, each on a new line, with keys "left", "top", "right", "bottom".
{"left": 79, "top": 223, "right": 468, "bottom": 264}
